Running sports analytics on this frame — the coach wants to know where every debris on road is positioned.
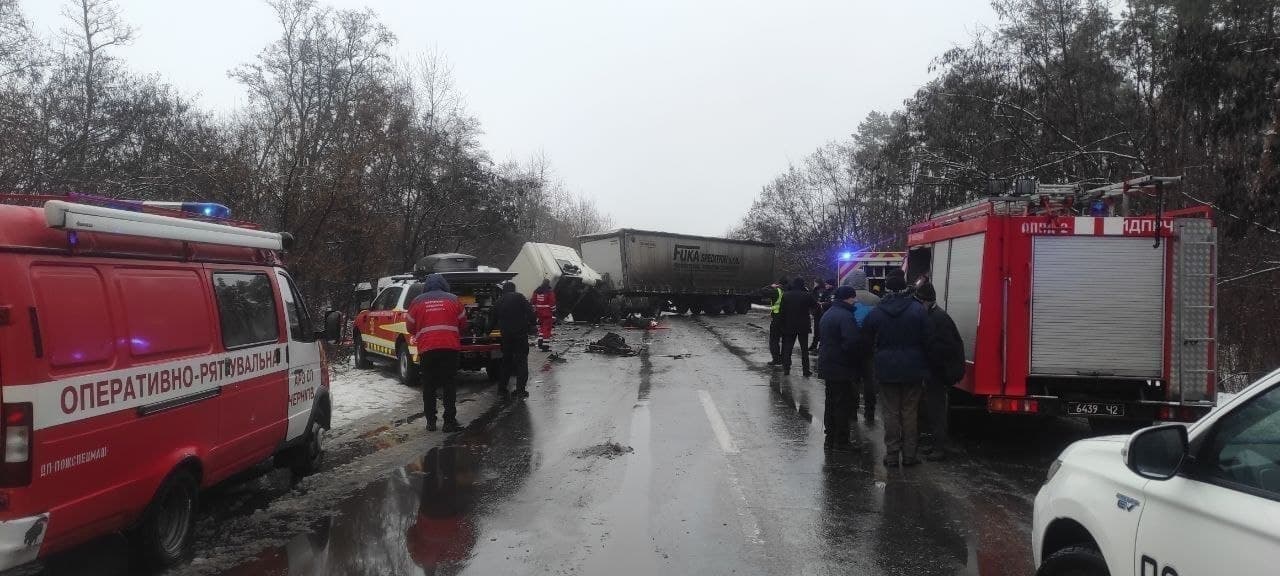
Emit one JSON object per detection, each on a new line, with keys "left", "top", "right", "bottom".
{"left": 586, "top": 332, "right": 639, "bottom": 356}
{"left": 547, "top": 352, "right": 568, "bottom": 363}
{"left": 662, "top": 353, "right": 692, "bottom": 360}
{"left": 572, "top": 442, "right": 635, "bottom": 459}
{"left": 620, "top": 314, "right": 660, "bottom": 329}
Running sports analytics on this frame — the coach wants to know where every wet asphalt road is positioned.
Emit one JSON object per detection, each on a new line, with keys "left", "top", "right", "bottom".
{"left": 15, "top": 311, "right": 1094, "bottom": 576}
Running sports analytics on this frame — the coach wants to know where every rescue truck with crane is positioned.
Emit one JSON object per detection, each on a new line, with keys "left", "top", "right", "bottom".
{"left": 905, "top": 176, "right": 1217, "bottom": 429}
{"left": 0, "top": 193, "right": 340, "bottom": 570}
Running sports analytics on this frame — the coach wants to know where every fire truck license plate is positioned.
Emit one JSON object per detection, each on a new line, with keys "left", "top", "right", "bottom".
{"left": 1066, "top": 402, "right": 1125, "bottom": 417}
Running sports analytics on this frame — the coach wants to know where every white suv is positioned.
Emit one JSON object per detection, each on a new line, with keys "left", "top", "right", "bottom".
{"left": 1033, "top": 369, "right": 1280, "bottom": 576}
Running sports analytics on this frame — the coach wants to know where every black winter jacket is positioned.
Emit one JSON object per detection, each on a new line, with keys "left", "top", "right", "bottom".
{"left": 817, "top": 301, "right": 863, "bottom": 381}
{"left": 779, "top": 288, "right": 819, "bottom": 334}
{"left": 926, "top": 304, "right": 966, "bottom": 385}
{"left": 861, "top": 292, "right": 932, "bottom": 384}
{"left": 491, "top": 291, "right": 536, "bottom": 339}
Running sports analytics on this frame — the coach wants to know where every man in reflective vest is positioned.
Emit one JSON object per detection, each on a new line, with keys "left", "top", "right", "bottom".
{"left": 531, "top": 278, "right": 557, "bottom": 351}
{"left": 406, "top": 273, "right": 469, "bottom": 432}
{"left": 766, "top": 277, "right": 786, "bottom": 366}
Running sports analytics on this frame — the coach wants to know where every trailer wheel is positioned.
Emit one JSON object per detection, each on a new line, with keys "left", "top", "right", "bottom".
{"left": 353, "top": 332, "right": 372, "bottom": 368}
{"left": 734, "top": 298, "right": 751, "bottom": 314}
{"left": 131, "top": 469, "right": 198, "bottom": 568}
{"left": 1035, "top": 545, "right": 1109, "bottom": 576}
{"left": 396, "top": 342, "right": 418, "bottom": 386}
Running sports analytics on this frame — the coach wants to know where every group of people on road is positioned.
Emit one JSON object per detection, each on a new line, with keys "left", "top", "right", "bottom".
{"left": 405, "top": 275, "right": 559, "bottom": 433}
{"left": 767, "top": 267, "right": 964, "bottom": 466}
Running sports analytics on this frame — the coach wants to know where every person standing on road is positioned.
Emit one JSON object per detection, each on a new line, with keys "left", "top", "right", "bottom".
{"left": 808, "top": 278, "right": 834, "bottom": 353}
{"left": 406, "top": 273, "right": 468, "bottom": 432}
{"left": 914, "top": 282, "right": 965, "bottom": 461}
{"left": 780, "top": 277, "right": 820, "bottom": 377}
{"left": 843, "top": 268, "right": 881, "bottom": 423}
{"left": 765, "top": 277, "right": 787, "bottom": 367}
{"left": 861, "top": 268, "right": 931, "bottom": 466}
{"left": 491, "top": 281, "right": 537, "bottom": 399}
{"left": 531, "top": 279, "right": 557, "bottom": 351}
{"left": 818, "top": 286, "right": 863, "bottom": 451}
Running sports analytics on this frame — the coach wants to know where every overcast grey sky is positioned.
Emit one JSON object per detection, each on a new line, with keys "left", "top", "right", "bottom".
{"left": 22, "top": 0, "right": 996, "bottom": 236}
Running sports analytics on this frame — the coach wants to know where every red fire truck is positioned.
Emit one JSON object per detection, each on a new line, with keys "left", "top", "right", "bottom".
{"left": 905, "top": 176, "right": 1216, "bottom": 428}
{"left": 0, "top": 194, "right": 339, "bottom": 570}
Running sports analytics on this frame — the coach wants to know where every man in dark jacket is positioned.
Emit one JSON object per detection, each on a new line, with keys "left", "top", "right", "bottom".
{"left": 779, "top": 277, "right": 820, "bottom": 376}
{"left": 915, "top": 282, "right": 965, "bottom": 461}
{"left": 818, "top": 286, "right": 862, "bottom": 450}
{"left": 765, "top": 277, "right": 787, "bottom": 366}
{"left": 843, "top": 268, "right": 881, "bottom": 422}
{"left": 491, "top": 281, "right": 537, "bottom": 398}
{"left": 861, "top": 268, "right": 932, "bottom": 466}
{"left": 808, "top": 278, "right": 834, "bottom": 353}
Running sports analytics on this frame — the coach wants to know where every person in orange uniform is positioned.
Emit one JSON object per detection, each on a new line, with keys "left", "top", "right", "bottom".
{"left": 531, "top": 278, "right": 557, "bottom": 350}
{"left": 406, "top": 273, "right": 468, "bottom": 432}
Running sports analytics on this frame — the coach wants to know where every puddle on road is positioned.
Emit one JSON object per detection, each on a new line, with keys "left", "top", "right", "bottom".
{"left": 214, "top": 399, "right": 538, "bottom": 576}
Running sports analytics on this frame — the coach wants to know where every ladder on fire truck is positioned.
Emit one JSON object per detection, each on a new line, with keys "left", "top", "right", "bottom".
{"left": 1173, "top": 219, "right": 1218, "bottom": 402}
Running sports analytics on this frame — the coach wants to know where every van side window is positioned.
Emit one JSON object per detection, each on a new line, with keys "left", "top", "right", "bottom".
{"left": 277, "top": 271, "right": 314, "bottom": 342}
{"left": 1199, "top": 385, "right": 1280, "bottom": 499}
{"left": 212, "top": 272, "right": 280, "bottom": 349}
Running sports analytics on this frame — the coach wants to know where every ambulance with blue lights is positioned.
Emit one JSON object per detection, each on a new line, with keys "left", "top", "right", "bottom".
{"left": 835, "top": 251, "right": 906, "bottom": 293}
{"left": 0, "top": 194, "right": 339, "bottom": 570}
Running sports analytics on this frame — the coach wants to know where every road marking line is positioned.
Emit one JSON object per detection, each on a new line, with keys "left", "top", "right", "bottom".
{"left": 698, "top": 389, "right": 739, "bottom": 454}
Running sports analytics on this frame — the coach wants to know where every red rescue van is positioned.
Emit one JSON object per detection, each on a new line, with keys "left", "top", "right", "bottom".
{"left": 0, "top": 195, "right": 338, "bottom": 570}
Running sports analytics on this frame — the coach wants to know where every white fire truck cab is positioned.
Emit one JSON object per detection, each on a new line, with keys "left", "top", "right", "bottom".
{"left": 905, "top": 176, "right": 1217, "bottom": 429}
{"left": 0, "top": 194, "right": 339, "bottom": 570}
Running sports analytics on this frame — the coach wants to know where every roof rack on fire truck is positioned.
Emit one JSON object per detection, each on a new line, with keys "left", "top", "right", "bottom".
{"left": 922, "top": 175, "right": 1184, "bottom": 226}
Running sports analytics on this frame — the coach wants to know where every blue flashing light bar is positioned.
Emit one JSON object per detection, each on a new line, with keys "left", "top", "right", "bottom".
{"left": 140, "top": 201, "right": 231, "bottom": 219}
{"left": 839, "top": 251, "right": 853, "bottom": 261}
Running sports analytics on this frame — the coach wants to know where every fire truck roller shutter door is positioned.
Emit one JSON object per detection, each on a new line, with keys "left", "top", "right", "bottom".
{"left": 1031, "top": 236, "right": 1164, "bottom": 377}
{"left": 946, "top": 234, "right": 985, "bottom": 362}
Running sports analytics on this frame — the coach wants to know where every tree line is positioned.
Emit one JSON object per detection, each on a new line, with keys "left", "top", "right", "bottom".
{"left": 734, "top": 0, "right": 1280, "bottom": 383}
{"left": 0, "top": 0, "right": 610, "bottom": 312}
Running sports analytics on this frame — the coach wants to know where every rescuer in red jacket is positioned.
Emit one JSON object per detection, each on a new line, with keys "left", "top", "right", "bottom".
{"left": 406, "top": 273, "right": 469, "bottom": 432}
{"left": 531, "top": 279, "right": 557, "bottom": 350}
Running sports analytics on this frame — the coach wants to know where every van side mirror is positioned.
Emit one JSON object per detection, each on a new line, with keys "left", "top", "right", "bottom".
{"left": 1124, "top": 424, "right": 1189, "bottom": 480}
{"left": 320, "top": 310, "right": 342, "bottom": 343}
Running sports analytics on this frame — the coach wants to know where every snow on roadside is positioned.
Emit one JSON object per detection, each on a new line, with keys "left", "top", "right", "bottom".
{"left": 328, "top": 361, "right": 420, "bottom": 429}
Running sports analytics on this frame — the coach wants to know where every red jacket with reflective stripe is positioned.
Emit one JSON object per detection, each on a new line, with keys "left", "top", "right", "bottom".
{"left": 405, "top": 291, "right": 467, "bottom": 351}
{"left": 531, "top": 290, "right": 556, "bottom": 317}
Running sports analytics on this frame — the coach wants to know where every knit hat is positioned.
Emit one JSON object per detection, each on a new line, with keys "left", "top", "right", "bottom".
{"left": 915, "top": 282, "right": 937, "bottom": 302}
{"left": 833, "top": 285, "right": 857, "bottom": 301}
{"left": 885, "top": 268, "right": 907, "bottom": 292}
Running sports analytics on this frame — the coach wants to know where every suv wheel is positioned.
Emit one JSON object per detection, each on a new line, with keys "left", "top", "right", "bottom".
{"left": 1037, "top": 545, "right": 1109, "bottom": 576}
{"left": 397, "top": 342, "right": 418, "bottom": 386}
{"left": 353, "top": 332, "right": 372, "bottom": 368}
{"left": 131, "top": 470, "right": 198, "bottom": 568}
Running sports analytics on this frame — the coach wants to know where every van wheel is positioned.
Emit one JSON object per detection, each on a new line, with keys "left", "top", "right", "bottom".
{"left": 353, "top": 332, "right": 372, "bottom": 368}
{"left": 291, "top": 418, "right": 326, "bottom": 476}
{"left": 131, "top": 470, "right": 198, "bottom": 568}
{"left": 397, "top": 342, "right": 418, "bottom": 386}
{"left": 1036, "top": 545, "right": 1109, "bottom": 576}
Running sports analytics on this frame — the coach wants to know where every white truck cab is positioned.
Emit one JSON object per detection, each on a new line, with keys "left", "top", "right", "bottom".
{"left": 1033, "top": 370, "right": 1280, "bottom": 576}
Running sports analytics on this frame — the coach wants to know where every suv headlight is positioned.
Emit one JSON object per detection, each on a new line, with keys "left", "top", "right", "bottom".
{"left": 1046, "top": 459, "right": 1063, "bottom": 484}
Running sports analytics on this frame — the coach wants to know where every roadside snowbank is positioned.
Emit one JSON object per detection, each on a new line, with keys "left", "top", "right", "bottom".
{"left": 328, "top": 362, "right": 420, "bottom": 429}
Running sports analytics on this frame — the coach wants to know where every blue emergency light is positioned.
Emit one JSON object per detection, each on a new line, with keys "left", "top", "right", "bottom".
{"left": 839, "top": 251, "right": 853, "bottom": 261}
{"left": 140, "top": 201, "right": 231, "bottom": 219}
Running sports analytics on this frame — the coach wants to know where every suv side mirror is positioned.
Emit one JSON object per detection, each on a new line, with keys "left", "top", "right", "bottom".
{"left": 1124, "top": 424, "right": 1189, "bottom": 480}
{"left": 319, "top": 310, "right": 342, "bottom": 343}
